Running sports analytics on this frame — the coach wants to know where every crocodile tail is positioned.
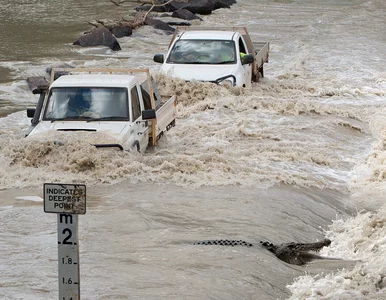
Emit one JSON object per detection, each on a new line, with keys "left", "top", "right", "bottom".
{"left": 194, "top": 240, "right": 253, "bottom": 247}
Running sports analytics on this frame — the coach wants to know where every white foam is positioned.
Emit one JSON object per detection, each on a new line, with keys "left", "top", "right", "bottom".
{"left": 14, "top": 196, "right": 43, "bottom": 202}
{"left": 288, "top": 206, "right": 386, "bottom": 299}
{"left": 0, "top": 0, "right": 385, "bottom": 299}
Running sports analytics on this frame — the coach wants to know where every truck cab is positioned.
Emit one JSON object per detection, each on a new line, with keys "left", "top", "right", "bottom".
{"left": 26, "top": 68, "right": 177, "bottom": 152}
{"left": 153, "top": 27, "right": 268, "bottom": 88}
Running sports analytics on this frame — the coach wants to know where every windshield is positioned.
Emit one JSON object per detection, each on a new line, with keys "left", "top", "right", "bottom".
{"left": 167, "top": 40, "right": 236, "bottom": 64}
{"left": 43, "top": 87, "right": 129, "bottom": 121}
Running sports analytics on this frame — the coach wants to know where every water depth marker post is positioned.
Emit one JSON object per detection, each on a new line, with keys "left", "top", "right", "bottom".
{"left": 44, "top": 183, "right": 87, "bottom": 300}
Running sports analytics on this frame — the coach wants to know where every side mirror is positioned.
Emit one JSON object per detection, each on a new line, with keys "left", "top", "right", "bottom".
{"left": 142, "top": 109, "right": 156, "bottom": 120}
{"left": 27, "top": 108, "right": 36, "bottom": 118}
{"left": 242, "top": 54, "right": 254, "bottom": 65}
{"left": 153, "top": 54, "right": 164, "bottom": 64}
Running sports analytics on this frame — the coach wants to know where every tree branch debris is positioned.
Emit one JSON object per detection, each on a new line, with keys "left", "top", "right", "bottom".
{"left": 104, "top": 0, "right": 189, "bottom": 29}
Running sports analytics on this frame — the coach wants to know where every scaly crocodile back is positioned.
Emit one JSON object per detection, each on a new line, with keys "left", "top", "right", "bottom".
{"left": 194, "top": 240, "right": 253, "bottom": 247}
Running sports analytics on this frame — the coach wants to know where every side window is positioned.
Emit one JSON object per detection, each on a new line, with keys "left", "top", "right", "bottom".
{"left": 238, "top": 37, "right": 247, "bottom": 54}
{"left": 140, "top": 77, "right": 161, "bottom": 109}
{"left": 141, "top": 87, "right": 152, "bottom": 110}
{"left": 130, "top": 87, "right": 141, "bottom": 120}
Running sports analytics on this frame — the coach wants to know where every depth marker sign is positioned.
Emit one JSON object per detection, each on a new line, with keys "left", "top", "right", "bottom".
{"left": 44, "top": 183, "right": 86, "bottom": 214}
{"left": 44, "top": 183, "right": 86, "bottom": 300}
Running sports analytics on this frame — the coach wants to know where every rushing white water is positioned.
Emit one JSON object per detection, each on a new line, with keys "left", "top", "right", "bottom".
{"left": 0, "top": 0, "right": 385, "bottom": 299}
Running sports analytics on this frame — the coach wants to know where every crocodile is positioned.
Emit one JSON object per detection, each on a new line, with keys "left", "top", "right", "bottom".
{"left": 193, "top": 239, "right": 332, "bottom": 266}
{"left": 259, "top": 239, "right": 332, "bottom": 265}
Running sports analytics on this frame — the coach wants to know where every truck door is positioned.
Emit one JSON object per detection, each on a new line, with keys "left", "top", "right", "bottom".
{"left": 130, "top": 85, "right": 149, "bottom": 152}
{"left": 238, "top": 37, "right": 252, "bottom": 88}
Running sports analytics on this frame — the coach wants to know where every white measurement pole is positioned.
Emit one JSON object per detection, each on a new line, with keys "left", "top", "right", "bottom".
{"left": 58, "top": 214, "right": 80, "bottom": 300}
{"left": 44, "top": 183, "right": 86, "bottom": 300}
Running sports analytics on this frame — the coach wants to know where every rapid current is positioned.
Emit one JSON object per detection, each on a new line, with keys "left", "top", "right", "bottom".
{"left": 0, "top": 0, "right": 385, "bottom": 299}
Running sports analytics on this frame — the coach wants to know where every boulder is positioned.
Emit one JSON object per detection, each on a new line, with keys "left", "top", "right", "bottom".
{"left": 172, "top": 8, "right": 203, "bottom": 20}
{"left": 145, "top": 19, "right": 175, "bottom": 33}
{"left": 110, "top": 25, "right": 132, "bottom": 38}
{"left": 73, "top": 27, "right": 121, "bottom": 51}
{"left": 136, "top": 0, "right": 236, "bottom": 14}
{"left": 211, "top": 0, "right": 232, "bottom": 10}
{"left": 222, "top": 0, "right": 237, "bottom": 5}
{"left": 183, "top": 0, "right": 219, "bottom": 15}
{"left": 162, "top": 1, "right": 189, "bottom": 12}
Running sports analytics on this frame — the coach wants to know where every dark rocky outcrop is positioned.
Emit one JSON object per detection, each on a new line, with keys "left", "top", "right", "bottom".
{"left": 110, "top": 25, "right": 133, "bottom": 38}
{"left": 172, "top": 8, "right": 203, "bottom": 21}
{"left": 73, "top": 27, "right": 121, "bottom": 51}
{"left": 183, "top": 0, "right": 229, "bottom": 15}
{"left": 136, "top": 0, "right": 236, "bottom": 15}
{"left": 221, "top": 0, "right": 237, "bottom": 5}
{"left": 145, "top": 19, "right": 175, "bottom": 34}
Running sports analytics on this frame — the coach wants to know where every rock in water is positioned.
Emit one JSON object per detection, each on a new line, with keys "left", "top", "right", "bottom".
{"left": 73, "top": 27, "right": 121, "bottom": 51}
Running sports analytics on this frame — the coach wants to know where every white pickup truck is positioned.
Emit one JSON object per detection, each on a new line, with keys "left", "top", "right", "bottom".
{"left": 153, "top": 26, "right": 269, "bottom": 87}
{"left": 25, "top": 68, "right": 177, "bottom": 152}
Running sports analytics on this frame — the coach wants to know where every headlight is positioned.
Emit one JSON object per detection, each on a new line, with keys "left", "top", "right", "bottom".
{"left": 215, "top": 75, "right": 236, "bottom": 86}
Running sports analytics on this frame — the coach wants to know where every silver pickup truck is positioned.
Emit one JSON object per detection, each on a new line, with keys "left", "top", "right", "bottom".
{"left": 153, "top": 26, "right": 269, "bottom": 87}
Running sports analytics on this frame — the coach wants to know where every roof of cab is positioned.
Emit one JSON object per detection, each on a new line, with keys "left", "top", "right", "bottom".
{"left": 178, "top": 30, "right": 236, "bottom": 41}
{"left": 50, "top": 74, "right": 145, "bottom": 89}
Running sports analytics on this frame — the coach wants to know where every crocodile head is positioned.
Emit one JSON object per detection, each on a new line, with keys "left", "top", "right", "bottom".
{"left": 260, "top": 239, "right": 331, "bottom": 265}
